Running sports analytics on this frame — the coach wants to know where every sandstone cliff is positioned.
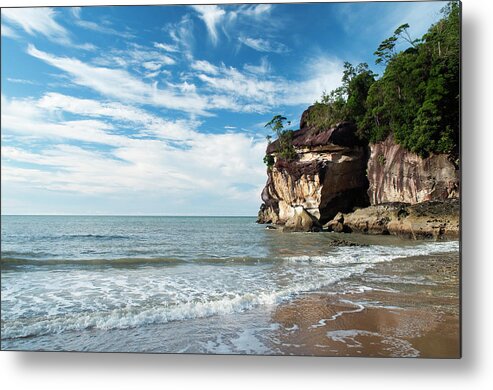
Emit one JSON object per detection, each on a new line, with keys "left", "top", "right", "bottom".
{"left": 257, "top": 107, "right": 460, "bottom": 237}
{"left": 257, "top": 121, "right": 369, "bottom": 231}
{"left": 367, "top": 136, "right": 459, "bottom": 205}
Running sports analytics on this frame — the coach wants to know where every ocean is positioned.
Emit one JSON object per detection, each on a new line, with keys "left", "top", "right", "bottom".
{"left": 0, "top": 215, "right": 459, "bottom": 354}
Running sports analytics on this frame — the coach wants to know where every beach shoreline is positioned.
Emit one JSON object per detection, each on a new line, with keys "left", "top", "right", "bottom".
{"left": 271, "top": 252, "right": 460, "bottom": 358}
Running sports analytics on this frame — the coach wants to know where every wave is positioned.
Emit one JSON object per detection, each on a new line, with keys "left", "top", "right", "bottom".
{"left": 1, "top": 240, "right": 458, "bottom": 268}
{"left": 0, "top": 256, "right": 186, "bottom": 267}
{"left": 284, "top": 241, "right": 459, "bottom": 265}
{"left": 1, "top": 268, "right": 353, "bottom": 340}
{"left": 0, "top": 255, "right": 273, "bottom": 268}
{"left": 1, "top": 240, "right": 459, "bottom": 339}
{"left": 60, "top": 234, "right": 130, "bottom": 240}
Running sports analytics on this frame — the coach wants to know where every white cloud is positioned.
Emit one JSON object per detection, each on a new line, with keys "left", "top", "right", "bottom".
{"left": 154, "top": 42, "right": 179, "bottom": 53}
{"left": 142, "top": 61, "right": 162, "bottom": 71}
{"left": 191, "top": 60, "right": 220, "bottom": 75}
{"left": 1, "top": 23, "right": 19, "bottom": 38}
{"left": 1, "top": 94, "right": 267, "bottom": 205}
{"left": 35, "top": 92, "right": 199, "bottom": 141}
{"left": 241, "top": 4, "right": 273, "bottom": 18}
{"left": 238, "top": 36, "right": 289, "bottom": 54}
{"left": 6, "top": 77, "right": 37, "bottom": 85}
{"left": 2, "top": 7, "right": 94, "bottom": 50}
{"left": 2, "top": 8, "right": 67, "bottom": 39}
{"left": 93, "top": 43, "right": 176, "bottom": 69}
{"left": 166, "top": 14, "right": 195, "bottom": 60}
{"left": 190, "top": 55, "right": 343, "bottom": 112}
{"left": 284, "top": 56, "right": 345, "bottom": 106}
{"left": 1, "top": 95, "right": 127, "bottom": 146}
{"left": 244, "top": 57, "right": 271, "bottom": 75}
{"left": 191, "top": 5, "right": 226, "bottom": 45}
{"left": 71, "top": 7, "right": 135, "bottom": 38}
{"left": 27, "top": 45, "right": 209, "bottom": 116}
{"left": 70, "top": 7, "right": 82, "bottom": 19}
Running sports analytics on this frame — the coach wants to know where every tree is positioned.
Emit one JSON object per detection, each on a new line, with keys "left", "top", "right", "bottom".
{"left": 264, "top": 115, "right": 297, "bottom": 162}
{"left": 364, "top": 1, "right": 459, "bottom": 156}
{"left": 305, "top": 62, "right": 376, "bottom": 133}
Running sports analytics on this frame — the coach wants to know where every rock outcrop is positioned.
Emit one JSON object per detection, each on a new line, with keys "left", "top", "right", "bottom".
{"left": 257, "top": 107, "right": 460, "bottom": 238}
{"left": 257, "top": 119, "right": 369, "bottom": 227}
{"left": 367, "top": 136, "right": 459, "bottom": 205}
{"left": 326, "top": 199, "right": 459, "bottom": 240}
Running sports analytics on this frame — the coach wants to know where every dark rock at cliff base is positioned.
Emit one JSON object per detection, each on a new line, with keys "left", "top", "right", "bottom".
{"left": 330, "top": 238, "right": 367, "bottom": 247}
{"left": 282, "top": 207, "right": 322, "bottom": 232}
{"left": 328, "top": 199, "right": 459, "bottom": 240}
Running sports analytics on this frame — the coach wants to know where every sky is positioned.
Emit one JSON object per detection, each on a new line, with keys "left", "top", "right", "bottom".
{"left": 1, "top": 1, "right": 445, "bottom": 215}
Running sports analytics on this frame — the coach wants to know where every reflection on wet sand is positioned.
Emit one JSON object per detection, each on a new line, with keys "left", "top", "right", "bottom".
{"left": 271, "top": 253, "right": 460, "bottom": 358}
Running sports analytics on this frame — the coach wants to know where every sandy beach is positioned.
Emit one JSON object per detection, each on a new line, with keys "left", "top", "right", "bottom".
{"left": 271, "top": 252, "right": 460, "bottom": 357}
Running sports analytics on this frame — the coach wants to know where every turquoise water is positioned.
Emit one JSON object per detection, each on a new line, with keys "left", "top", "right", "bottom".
{"left": 1, "top": 215, "right": 458, "bottom": 353}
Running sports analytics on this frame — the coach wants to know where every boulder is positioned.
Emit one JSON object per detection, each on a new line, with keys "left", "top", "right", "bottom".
{"left": 282, "top": 207, "right": 321, "bottom": 232}
{"left": 340, "top": 199, "right": 459, "bottom": 240}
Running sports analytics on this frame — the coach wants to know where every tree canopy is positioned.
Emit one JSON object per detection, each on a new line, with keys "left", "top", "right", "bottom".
{"left": 307, "top": 1, "right": 460, "bottom": 157}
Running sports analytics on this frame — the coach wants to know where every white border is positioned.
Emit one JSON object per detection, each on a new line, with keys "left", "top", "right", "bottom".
{"left": 1, "top": 0, "right": 492, "bottom": 389}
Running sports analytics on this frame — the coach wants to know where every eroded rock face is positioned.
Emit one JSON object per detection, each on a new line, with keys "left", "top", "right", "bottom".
{"left": 282, "top": 206, "right": 321, "bottom": 232}
{"left": 368, "top": 136, "right": 459, "bottom": 205}
{"left": 257, "top": 121, "right": 369, "bottom": 227}
{"left": 328, "top": 199, "right": 459, "bottom": 240}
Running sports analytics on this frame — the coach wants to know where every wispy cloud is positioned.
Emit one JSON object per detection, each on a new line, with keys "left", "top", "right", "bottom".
{"left": 165, "top": 14, "right": 195, "bottom": 60}
{"left": 1, "top": 23, "right": 19, "bottom": 38}
{"left": 6, "top": 77, "right": 38, "bottom": 85}
{"left": 244, "top": 57, "right": 271, "bottom": 75}
{"left": 191, "top": 55, "right": 344, "bottom": 112}
{"left": 70, "top": 6, "right": 135, "bottom": 39}
{"left": 36, "top": 92, "right": 199, "bottom": 141}
{"left": 238, "top": 36, "right": 289, "bottom": 54}
{"left": 191, "top": 60, "right": 220, "bottom": 75}
{"left": 27, "top": 45, "right": 209, "bottom": 115}
{"left": 153, "top": 41, "right": 179, "bottom": 53}
{"left": 240, "top": 4, "right": 273, "bottom": 18}
{"left": 2, "top": 7, "right": 94, "bottom": 50}
{"left": 191, "top": 5, "right": 226, "bottom": 46}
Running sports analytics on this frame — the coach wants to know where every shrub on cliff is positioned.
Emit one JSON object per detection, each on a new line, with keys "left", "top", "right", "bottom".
{"left": 264, "top": 115, "right": 297, "bottom": 163}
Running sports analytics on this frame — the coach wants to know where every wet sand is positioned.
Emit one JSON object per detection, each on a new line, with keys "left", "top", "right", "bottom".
{"left": 271, "top": 252, "right": 460, "bottom": 358}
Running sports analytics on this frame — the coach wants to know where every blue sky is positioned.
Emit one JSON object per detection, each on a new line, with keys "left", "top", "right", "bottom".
{"left": 1, "top": 2, "right": 445, "bottom": 215}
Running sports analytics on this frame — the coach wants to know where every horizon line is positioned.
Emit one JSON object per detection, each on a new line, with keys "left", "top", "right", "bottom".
{"left": 1, "top": 214, "right": 257, "bottom": 217}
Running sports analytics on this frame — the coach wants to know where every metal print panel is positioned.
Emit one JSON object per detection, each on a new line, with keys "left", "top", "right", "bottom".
{"left": 0, "top": 1, "right": 461, "bottom": 357}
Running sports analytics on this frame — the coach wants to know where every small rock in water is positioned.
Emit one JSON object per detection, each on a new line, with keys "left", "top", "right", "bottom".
{"left": 330, "top": 239, "right": 366, "bottom": 247}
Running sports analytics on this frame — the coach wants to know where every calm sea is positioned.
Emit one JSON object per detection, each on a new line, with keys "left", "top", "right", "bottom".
{"left": 0, "top": 215, "right": 458, "bottom": 353}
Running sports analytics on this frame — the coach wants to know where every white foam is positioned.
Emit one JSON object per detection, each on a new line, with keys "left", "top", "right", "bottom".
{"left": 325, "top": 329, "right": 420, "bottom": 357}
{"left": 310, "top": 300, "right": 365, "bottom": 329}
{"left": 2, "top": 240, "right": 459, "bottom": 340}
{"left": 285, "top": 241, "right": 459, "bottom": 265}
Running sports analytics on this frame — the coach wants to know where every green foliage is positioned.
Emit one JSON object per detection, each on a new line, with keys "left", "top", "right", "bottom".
{"left": 364, "top": 1, "right": 460, "bottom": 157}
{"left": 308, "top": 1, "right": 459, "bottom": 157}
{"left": 264, "top": 115, "right": 297, "bottom": 163}
{"left": 263, "top": 154, "right": 275, "bottom": 169}
{"left": 262, "top": 1, "right": 459, "bottom": 165}
{"left": 377, "top": 154, "right": 386, "bottom": 166}
{"left": 305, "top": 62, "right": 376, "bottom": 132}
